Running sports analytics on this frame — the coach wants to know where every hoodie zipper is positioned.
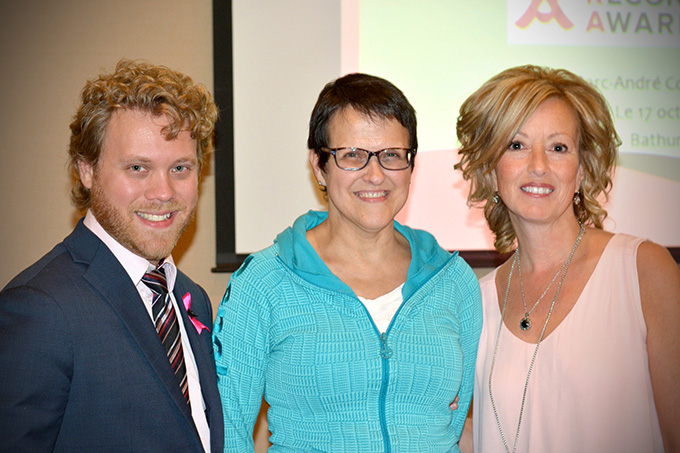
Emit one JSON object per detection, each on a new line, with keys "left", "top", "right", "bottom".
{"left": 379, "top": 331, "right": 393, "bottom": 452}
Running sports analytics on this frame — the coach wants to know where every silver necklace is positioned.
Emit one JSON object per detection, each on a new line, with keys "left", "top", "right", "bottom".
{"left": 517, "top": 261, "right": 562, "bottom": 331}
{"left": 488, "top": 223, "right": 584, "bottom": 453}
{"left": 517, "top": 223, "right": 584, "bottom": 331}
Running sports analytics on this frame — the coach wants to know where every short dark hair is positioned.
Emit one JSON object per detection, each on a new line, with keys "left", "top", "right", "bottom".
{"left": 307, "top": 73, "right": 417, "bottom": 172}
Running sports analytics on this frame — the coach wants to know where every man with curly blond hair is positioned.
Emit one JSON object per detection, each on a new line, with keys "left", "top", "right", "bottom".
{"left": 0, "top": 59, "right": 223, "bottom": 452}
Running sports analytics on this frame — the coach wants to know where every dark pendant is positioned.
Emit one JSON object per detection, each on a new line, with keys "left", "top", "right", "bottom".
{"left": 520, "top": 317, "right": 531, "bottom": 330}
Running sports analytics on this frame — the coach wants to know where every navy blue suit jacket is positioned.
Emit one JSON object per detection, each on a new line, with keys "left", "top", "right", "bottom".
{"left": 0, "top": 220, "right": 223, "bottom": 452}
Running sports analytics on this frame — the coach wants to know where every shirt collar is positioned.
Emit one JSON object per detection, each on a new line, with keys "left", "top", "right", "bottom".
{"left": 83, "top": 210, "right": 177, "bottom": 290}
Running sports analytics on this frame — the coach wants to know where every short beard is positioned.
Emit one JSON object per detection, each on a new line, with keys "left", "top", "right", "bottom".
{"left": 89, "top": 182, "right": 195, "bottom": 263}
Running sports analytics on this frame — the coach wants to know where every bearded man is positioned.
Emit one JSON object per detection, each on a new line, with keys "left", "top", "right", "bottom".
{"left": 0, "top": 59, "right": 223, "bottom": 452}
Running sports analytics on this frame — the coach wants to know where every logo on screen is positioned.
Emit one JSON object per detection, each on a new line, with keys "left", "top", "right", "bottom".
{"left": 515, "top": 0, "right": 573, "bottom": 30}
{"left": 507, "top": 0, "right": 680, "bottom": 47}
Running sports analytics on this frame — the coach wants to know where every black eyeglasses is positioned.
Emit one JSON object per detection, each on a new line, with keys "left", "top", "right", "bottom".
{"left": 320, "top": 147, "right": 416, "bottom": 171}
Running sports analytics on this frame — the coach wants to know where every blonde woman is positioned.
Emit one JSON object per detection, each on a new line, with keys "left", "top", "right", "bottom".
{"left": 456, "top": 65, "right": 680, "bottom": 452}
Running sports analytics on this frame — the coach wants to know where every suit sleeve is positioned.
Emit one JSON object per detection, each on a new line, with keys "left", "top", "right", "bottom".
{"left": 212, "top": 258, "right": 270, "bottom": 453}
{"left": 0, "top": 285, "right": 73, "bottom": 451}
{"left": 451, "top": 258, "right": 483, "bottom": 438}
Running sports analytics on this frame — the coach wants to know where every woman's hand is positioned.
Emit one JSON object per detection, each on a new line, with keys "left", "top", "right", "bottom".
{"left": 449, "top": 395, "right": 459, "bottom": 411}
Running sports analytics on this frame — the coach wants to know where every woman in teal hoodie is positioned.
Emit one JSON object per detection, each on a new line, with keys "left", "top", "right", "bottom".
{"left": 213, "top": 73, "right": 482, "bottom": 452}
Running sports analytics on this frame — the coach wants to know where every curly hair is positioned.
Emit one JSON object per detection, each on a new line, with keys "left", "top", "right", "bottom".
{"left": 455, "top": 65, "right": 620, "bottom": 253}
{"left": 68, "top": 59, "right": 218, "bottom": 211}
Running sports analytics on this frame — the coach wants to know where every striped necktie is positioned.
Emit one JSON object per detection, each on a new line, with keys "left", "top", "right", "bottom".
{"left": 141, "top": 264, "right": 190, "bottom": 404}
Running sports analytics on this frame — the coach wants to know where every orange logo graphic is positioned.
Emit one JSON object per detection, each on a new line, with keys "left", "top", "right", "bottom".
{"left": 515, "top": 0, "right": 574, "bottom": 30}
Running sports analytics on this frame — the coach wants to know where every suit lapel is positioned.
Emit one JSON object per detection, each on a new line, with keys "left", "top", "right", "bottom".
{"left": 174, "top": 281, "right": 212, "bottom": 371}
{"left": 173, "top": 280, "right": 215, "bottom": 401}
{"left": 66, "top": 222, "right": 195, "bottom": 428}
{"left": 174, "top": 278, "right": 223, "bottom": 448}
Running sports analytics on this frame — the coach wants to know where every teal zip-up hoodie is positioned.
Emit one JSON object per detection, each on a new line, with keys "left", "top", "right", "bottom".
{"left": 214, "top": 211, "right": 482, "bottom": 452}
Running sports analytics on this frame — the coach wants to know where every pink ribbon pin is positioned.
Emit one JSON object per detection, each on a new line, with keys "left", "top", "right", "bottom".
{"left": 183, "top": 292, "right": 210, "bottom": 334}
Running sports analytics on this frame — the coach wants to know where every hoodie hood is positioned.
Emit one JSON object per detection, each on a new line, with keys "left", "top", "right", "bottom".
{"left": 274, "top": 210, "right": 456, "bottom": 299}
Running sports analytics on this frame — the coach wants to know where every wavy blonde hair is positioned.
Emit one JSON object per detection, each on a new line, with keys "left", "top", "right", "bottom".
{"left": 68, "top": 59, "right": 218, "bottom": 211}
{"left": 455, "top": 65, "right": 619, "bottom": 253}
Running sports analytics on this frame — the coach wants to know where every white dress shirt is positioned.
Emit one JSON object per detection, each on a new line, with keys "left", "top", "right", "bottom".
{"left": 84, "top": 211, "right": 211, "bottom": 452}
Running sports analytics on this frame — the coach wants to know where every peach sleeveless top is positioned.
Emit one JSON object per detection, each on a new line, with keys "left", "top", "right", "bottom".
{"left": 473, "top": 234, "right": 663, "bottom": 452}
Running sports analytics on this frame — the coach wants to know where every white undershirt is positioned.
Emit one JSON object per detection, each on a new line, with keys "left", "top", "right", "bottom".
{"left": 358, "top": 283, "right": 404, "bottom": 332}
{"left": 84, "top": 211, "right": 211, "bottom": 452}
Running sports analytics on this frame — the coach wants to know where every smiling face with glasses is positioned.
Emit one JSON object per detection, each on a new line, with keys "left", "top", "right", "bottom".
{"left": 310, "top": 107, "right": 413, "bottom": 235}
